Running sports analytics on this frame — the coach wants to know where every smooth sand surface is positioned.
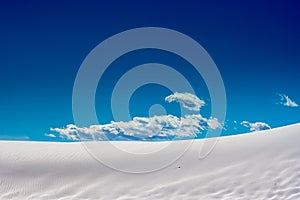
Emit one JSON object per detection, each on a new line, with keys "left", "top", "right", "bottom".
{"left": 1, "top": 124, "right": 300, "bottom": 199}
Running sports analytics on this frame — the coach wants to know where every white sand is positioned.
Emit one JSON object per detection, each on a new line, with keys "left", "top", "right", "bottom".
{"left": 0, "top": 124, "right": 300, "bottom": 199}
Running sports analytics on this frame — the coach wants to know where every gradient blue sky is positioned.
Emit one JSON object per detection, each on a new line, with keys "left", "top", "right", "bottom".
{"left": 0, "top": 0, "right": 300, "bottom": 141}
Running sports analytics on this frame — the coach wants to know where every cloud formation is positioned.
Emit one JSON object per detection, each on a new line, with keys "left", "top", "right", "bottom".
{"left": 278, "top": 94, "right": 298, "bottom": 107}
{"left": 165, "top": 92, "right": 205, "bottom": 112}
{"left": 51, "top": 114, "right": 222, "bottom": 141}
{"left": 241, "top": 121, "right": 271, "bottom": 132}
{"left": 51, "top": 92, "right": 222, "bottom": 141}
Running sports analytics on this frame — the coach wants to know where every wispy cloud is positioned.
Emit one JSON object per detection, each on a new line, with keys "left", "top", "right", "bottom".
{"left": 165, "top": 92, "right": 205, "bottom": 112}
{"left": 0, "top": 135, "right": 30, "bottom": 141}
{"left": 278, "top": 94, "right": 298, "bottom": 107}
{"left": 51, "top": 92, "right": 222, "bottom": 141}
{"left": 44, "top": 133, "right": 56, "bottom": 138}
{"left": 241, "top": 121, "right": 271, "bottom": 132}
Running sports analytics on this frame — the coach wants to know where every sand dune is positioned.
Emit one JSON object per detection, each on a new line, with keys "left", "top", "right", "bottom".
{"left": 1, "top": 124, "right": 300, "bottom": 199}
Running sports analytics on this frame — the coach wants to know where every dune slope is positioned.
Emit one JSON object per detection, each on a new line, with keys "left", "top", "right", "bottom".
{"left": 0, "top": 124, "right": 300, "bottom": 199}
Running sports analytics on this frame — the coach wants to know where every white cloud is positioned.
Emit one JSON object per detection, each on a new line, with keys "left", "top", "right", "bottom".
{"left": 52, "top": 92, "right": 223, "bottom": 141}
{"left": 44, "top": 133, "right": 56, "bottom": 138}
{"left": 165, "top": 92, "right": 205, "bottom": 112}
{"left": 241, "top": 121, "right": 271, "bottom": 132}
{"left": 207, "top": 117, "right": 223, "bottom": 129}
{"left": 51, "top": 114, "right": 222, "bottom": 141}
{"left": 278, "top": 94, "right": 298, "bottom": 107}
{"left": 0, "top": 135, "right": 30, "bottom": 140}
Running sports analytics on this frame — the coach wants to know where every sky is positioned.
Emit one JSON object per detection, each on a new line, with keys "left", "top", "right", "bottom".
{"left": 0, "top": 0, "right": 300, "bottom": 141}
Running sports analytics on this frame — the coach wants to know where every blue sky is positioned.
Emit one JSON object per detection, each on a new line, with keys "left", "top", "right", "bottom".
{"left": 0, "top": 0, "right": 300, "bottom": 141}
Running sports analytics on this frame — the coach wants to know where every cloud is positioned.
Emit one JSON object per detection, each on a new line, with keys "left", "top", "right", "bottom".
{"left": 0, "top": 135, "right": 30, "bottom": 141}
{"left": 207, "top": 117, "right": 223, "bottom": 129}
{"left": 51, "top": 114, "right": 222, "bottom": 141}
{"left": 278, "top": 94, "right": 298, "bottom": 107}
{"left": 165, "top": 92, "right": 205, "bottom": 112}
{"left": 44, "top": 133, "right": 56, "bottom": 138}
{"left": 51, "top": 92, "right": 223, "bottom": 141}
{"left": 241, "top": 121, "right": 271, "bottom": 132}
